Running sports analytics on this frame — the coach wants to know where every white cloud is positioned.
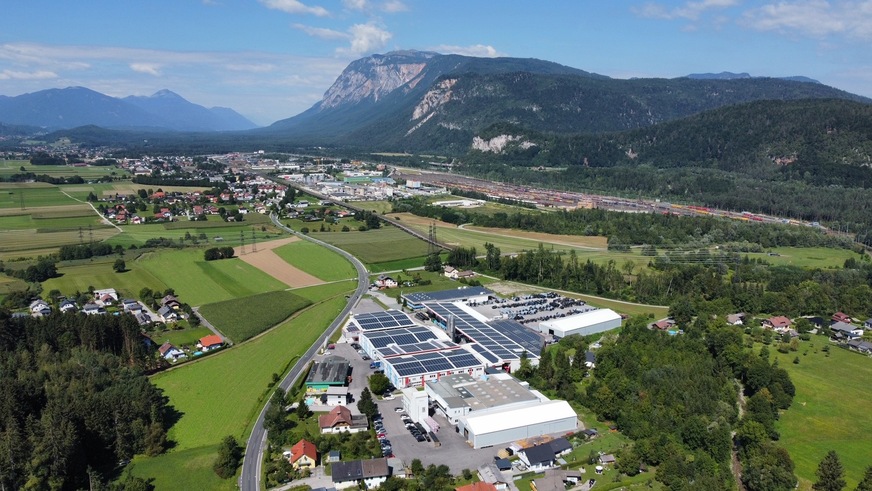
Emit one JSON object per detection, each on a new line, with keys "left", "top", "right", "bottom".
{"left": 381, "top": 0, "right": 408, "bottom": 13}
{"left": 0, "top": 69, "right": 57, "bottom": 80}
{"left": 259, "top": 0, "right": 329, "bottom": 17}
{"left": 293, "top": 23, "right": 350, "bottom": 40}
{"left": 337, "top": 23, "right": 393, "bottom": 55}
{"left": 742, "top": 0, "right": 872, "bottom": 39}
{"left": 342, "top": 0, "right": 368, "bottom": 11}
{"left": 634, "top": 0, "right": 739, "bottom": 20}
{"left": 429, "top": 44, "right": 502, "bottom": 57}
{"left": 130, "top": 63, "right": 161, "bottom": 76}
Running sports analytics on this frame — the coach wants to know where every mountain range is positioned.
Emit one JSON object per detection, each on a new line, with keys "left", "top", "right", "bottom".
{"left": 258, "top": 50, "right": 868, "bottom": 152}
{"left": 0, "top": 87, "right": 257, "bottom": 132}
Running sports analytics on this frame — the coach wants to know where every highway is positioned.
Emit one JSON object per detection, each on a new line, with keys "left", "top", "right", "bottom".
{"left": 239, "top": 214, "right": 370, "bottom": 491}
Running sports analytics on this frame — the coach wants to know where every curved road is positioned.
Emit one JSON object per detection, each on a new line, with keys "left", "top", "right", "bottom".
{"left": 239, "top": 214, "right": 370, "bottom": 491}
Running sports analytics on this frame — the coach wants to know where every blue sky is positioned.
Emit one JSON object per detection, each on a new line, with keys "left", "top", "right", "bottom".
{"left": 2, "top": 0, "right": 871, "bottom": 125}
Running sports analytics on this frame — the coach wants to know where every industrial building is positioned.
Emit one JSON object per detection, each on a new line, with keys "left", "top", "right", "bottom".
{"left": 342, "top": 310, "right": 418, "bottom": 342}
{"left": 537, "top": 308, "right": 622, "bottom": 339}
{"left": 423, "top": 373, "right": 578, "bottom": 449}
{"left": 305, "top": 356, "right": 350, "bottom": 393}
{"left": 379, "top": 346, "right": 486, "bottom": 389}
{"left": 402, "top": 286, "right": 492, "bottom": 310}
{"left": 426, "top": 302, "right": 543, "bottom": 372}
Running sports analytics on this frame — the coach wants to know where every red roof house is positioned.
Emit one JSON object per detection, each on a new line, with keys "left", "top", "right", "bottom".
{"left": 289, "top": 439, "right": 318, "bottom": 469}
{"left": 198, "top": 334, "right": 224, "bottom": 351}
{"left": 763, "top": 316, "right": 792, "bottom": 331}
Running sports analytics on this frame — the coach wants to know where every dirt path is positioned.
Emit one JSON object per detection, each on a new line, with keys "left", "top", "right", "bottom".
{"left": 235, "top": 237, "right": 324, "bottom": 288}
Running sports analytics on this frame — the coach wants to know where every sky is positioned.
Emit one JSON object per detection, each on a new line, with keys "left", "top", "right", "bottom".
{"left": 2, "top": 0, "right": 871, "bottom": 126}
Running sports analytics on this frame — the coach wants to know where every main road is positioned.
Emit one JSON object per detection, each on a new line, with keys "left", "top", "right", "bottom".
{"left": 239, "top": 214, "right": 370, "bottom": 491}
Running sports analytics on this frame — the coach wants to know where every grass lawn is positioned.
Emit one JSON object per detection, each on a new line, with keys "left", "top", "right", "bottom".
{"left": 150, "top": 292, "right": 350, "bottom": 451}
{"left": 771, "top": 335, "right": 872, "bottom": 490}
{"left": 43, "top": 256, "right": 169, "bottom": 298}
{"left": 198, "top": 290, "right": 313, "bottom": 342}
{"left": 311, "top": 225, "right": 430, "bottom": 264}
{"left": 369, "top": 255, "right": 429, "bottom": 273}
{"left": 136, "top": 249, "right": 287, "bottom": 306}
{"left": 0, "top": 160, "right": 123, "bottom": 180}
{"left": 743, "top": 246, "right": 858, "bottom": 269}
{"left": 0, "top": 182, "right": 82, "bottom": 208}
{"left": 124, "top": 444, "right": 237, "bottom": 491}
{"left": 149, "top": 326, "right": 215, "bottom": 349}
{"left": 273, "top": 240, "right": 356, "bottom": 282}
{"left": 0, "top": 274, "right": 27, "bottom": 295}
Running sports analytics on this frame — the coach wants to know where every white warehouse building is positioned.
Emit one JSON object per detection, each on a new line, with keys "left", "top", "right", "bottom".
{"left": 426, "top": 373, "right": 578, "bottom": 449}
{"left": 537, "top": 308, "right": 622, "bottom": 339}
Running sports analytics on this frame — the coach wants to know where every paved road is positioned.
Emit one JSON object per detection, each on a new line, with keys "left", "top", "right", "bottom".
{"left": 239, "top": 214, "right": 370, "bottom": 491}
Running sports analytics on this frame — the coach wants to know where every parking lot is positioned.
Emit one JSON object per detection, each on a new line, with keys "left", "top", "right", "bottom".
{"left": 466, "top": 291, "right": 594, "bottom": 327}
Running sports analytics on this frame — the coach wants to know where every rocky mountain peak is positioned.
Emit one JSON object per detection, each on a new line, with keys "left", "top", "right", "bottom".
{"left": 318, "top": 51, "right": 438, "bottom": 110}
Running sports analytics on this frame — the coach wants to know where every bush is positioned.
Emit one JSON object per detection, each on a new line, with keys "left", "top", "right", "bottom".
{"left": 213, "top": 435, "right": 242, "bottom": 479}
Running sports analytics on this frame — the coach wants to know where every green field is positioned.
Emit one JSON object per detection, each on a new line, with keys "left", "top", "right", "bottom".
{"left": 125, "top": 444, "right": 237, "bottom": 491}
{"left": 0, "top": 182, "right": 82, "bottom": 208}
{"left": 105, "top": 223, "right": 284, "bottom": 250}
{"left": 149, "top": 291, "right": 349, "bottom": 450}
{"left": 369, "top": 255, "right": 429, "bottom": 273}
{"left": 312, "top": 225, "right": 430, "bottom": 264}
{"left": 150, "top": 326, "right": 215, "bottom": 348}
{"left": 0, "top": 160, "right": 124, "bottom": 180}
{"left": 198, "top": 290, "right": 313, "bottom": 342}
{"left": 273, "top": 240, "right": 356, "bottom": 281}
{"left": 0, "top": 274, "right": 27, "bottom": 295}
{"left": 772, "top": 336, "right": 872, "bottom": 490}
{"left": 43, "top": 256, "right": 169, "bottom": 298}
{"left": 136, "top": 249, "right": 287, "bottom": 306}
{"left": 745, "top": 246, "right": 858, "bottom": 269}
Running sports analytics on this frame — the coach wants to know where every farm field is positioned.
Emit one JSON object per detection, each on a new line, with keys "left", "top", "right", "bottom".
{"left": 198, "top": 290, "right": 312, "bottom": 342}
{"left": 273, "top": 239, "right": 356, "bottom": 282}
{"left": 313, "top": 225, "right": 430, "bottom": 264}
{"left": 235, "top": 237, "right": 324, "bottom": 288}
{"left": 43, "top": 256, "right": 169, "bottom": 298}
{"left": 0, "top": 274, "right": 27, "bottom": 295}
{"left": 771, "top": 336, "right": 872, "bottom": 490}
{"left": 136, "top": 248, "right": 287, "bottom": 306}
{"left": 138, "top": 292, "right": 351, "bottom": 484}
{"left": 0, "top": 228, "right": 119, "bottom": 258}
{"left": 0, "top": 182, "right": 82, "bottom": 208}
{"left": 105, "top": 222, "right": 283, "bottom": 249}
{"left": 0, "top": 160, "right": 123, "bottom": 180}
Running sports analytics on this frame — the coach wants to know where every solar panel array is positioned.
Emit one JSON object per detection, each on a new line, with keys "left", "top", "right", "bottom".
{"left": 388, "top": 349, "right": 484, "bottom": 377}
{"left": 352, "top": 310, "right": 417, "bottom": 332}
{"left": 426, "top": 302, "right": 540, "bottom": 363}
{"left": 377, "top": 339, "right": 457, "bottom": 357}
{"left": 404, "top": 287, "right": 492, "bottom": 305}
{"left": 365, "top": 326, "right": 438, "bottom": 349}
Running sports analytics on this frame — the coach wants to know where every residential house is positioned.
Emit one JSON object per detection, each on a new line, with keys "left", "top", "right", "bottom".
{"left": 93, "top": 288, "right": 119, "bottom": 302}
{"left": 456, "top": 483, "right": 498, "bottom": 491}
{"left": 135, "top": 312, "right": 152, "bottom": 325}
{"left": 477, "top": 462, "right": 509, "bottom": 490}
{"left": 29, "top": 299, "right": 52, "bottom": 317}
{"left": 375, "top": 275, "right": 398, "bottom": 289}
{"left": 549, "top": 437, "right": 573, "bottom": 457}
{"left": 158, "top": 306, "right": 179, "bottom": 322}
{"left": 456, "top": 270, "right": 476, "bottom": 280}
{"left": 96, "top": 293, "right": 116, "bottom": 307}
{"left": 580, "top": 428, "right": 599, "bottom": 439}
{"left": 847, "top": 339, "right": 872, "bottom": 355}
{"left": 832, "top": 312, "right": 852, "bottom": 324}
{"left": 158, "top": 342, "right": 186, "bottom": 362}
{"left": 318, "top": 406, "right": 368, "bottom": 434}
{"left": 830, "top": 321, "right": 863, "bottom": 340}
{"left": 289, "top": 439, "right": 318, "bottom": 470}
{"left": 331, "top": 457, "right": 389, "bottom": 490}
{"left": 726, "top": 313, "right": 745, "bottom": 325}
{"left": 323, "top": 386, "right": 349, "bottom": 406}
{"left": 161, "top": 295, "right": 181, "bottom": 310}
{"left": 519, "top": 443, "right": 557, "bottom": 472}
{"left": 82, "top": 303, "right": 106, "bottom": 316}
{"left": 584, "top": 351, "right": 596, "bottom": 369}
{"left": 443, "top": 266, "right": 457, "bottom": 278}
{"left": 59, "top": 299, "right": 78, "bottom": 313}
{"left": 198, "top": 334, "right": 224, "bottom": 351}
{"left": 864, "top": 318, "right": 872, "bottom": 331}
{"left": 327, "top": 450, "right": 341, "bottom": 463}
{"left": 122, "top": 299, "right": 142, "bottom": 312}
{"left": 599, "top": 454, "right": 617, "bottom": 466}
{"left": 531, "top": 469, "right": 583, "bottom": 491}
{"left": 762, "top": 316, "right": 792, "bottom": 332}
{"left": 653, "top": 319, "right": 675, "bottom": 330}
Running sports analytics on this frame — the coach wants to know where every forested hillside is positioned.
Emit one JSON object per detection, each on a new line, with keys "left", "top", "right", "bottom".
{"left": 0, "top": 311, "right": 170, "bottom": 490}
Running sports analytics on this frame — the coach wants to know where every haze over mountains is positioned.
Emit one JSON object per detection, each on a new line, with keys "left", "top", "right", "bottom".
{"left": 0, "top": 87, "right": 257, "bottom": 132}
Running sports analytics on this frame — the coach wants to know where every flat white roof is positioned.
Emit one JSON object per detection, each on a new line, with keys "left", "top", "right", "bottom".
{"left": 460, "top": 399, "right": 577, "bottom": 435}
{"left": 540, "top": 308, "right": 621, "bottom": 331}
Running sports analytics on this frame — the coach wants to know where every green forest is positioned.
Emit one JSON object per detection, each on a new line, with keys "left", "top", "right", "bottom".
{"left": 0, "top": 312, "right": 172, "bottom": 490}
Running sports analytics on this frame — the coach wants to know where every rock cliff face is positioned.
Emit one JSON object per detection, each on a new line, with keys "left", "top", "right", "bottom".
{"left": 318, "top": 51, "right": 437, "bottom": 109}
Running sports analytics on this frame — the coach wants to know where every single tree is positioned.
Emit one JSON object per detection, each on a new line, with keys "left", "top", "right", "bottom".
{"left": 813, "top": 450, "right": 846, "bottom": 491}
{"left": 856, "top": 465, "right": 872, "bottom": 491}
{"left": 113, "top": 258, "right": 126, "bottom": 273}
{"left": 213, "top": 435, "right": 242, "bottom": 479}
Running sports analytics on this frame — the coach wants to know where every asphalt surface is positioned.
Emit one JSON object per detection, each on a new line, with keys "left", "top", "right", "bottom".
{"left": 239, "top": 214, "right": 370, "bottom": 491}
